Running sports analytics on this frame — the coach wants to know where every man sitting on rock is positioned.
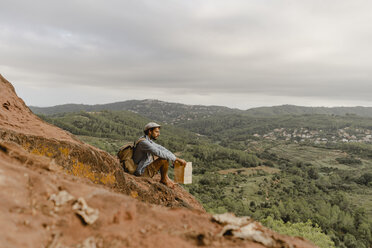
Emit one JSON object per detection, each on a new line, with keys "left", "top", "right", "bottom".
{"left": 133, "top": 122, "right": 187, "bottom": 188}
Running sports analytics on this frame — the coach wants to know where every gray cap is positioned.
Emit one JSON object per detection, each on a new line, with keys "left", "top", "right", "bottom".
{"left": 144, "top": 122, "right": 161, "bottom": 132}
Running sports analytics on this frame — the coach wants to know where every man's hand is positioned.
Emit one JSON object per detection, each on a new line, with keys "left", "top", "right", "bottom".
{"left": 174, "top": 158, "right": 187, "bottom": 167}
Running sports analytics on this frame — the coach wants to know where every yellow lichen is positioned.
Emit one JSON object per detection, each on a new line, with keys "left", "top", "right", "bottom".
{"left": 22, "top": 142, "right": 31, "bottom": 151}
{"left": 130, "top": 191, "right": 138, "bottom": 198}
{"left": 100, "top": 172, "right": 116, "bottom": 184}
{"left": 69, "top": 159, "right": 116, "bottom": 185}
{"left": 30, "top": 146, "right": 52, "bottom": 157}
{"left": 59, "top": 147, "right": 70, "bottom": 157}
{"left": 19, "top": 142, "right": 116, "bottom": 186}
{"left": 71, "top": 159, "right": 96, "bottom": 182}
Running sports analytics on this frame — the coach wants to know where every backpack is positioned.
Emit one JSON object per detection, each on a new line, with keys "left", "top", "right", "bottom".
{"left": 117, "top": 138, "right": 146, "bottom": 174}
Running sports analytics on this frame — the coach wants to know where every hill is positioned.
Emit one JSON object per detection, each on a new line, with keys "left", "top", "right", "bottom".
{"left": 0, "top": 74, "right": 321, "bottom": 247}
{"left": 246, "top": 105, "right": 372, "bottom": 117}
{"left": 0, "top": 74, "right": 203, "bottom": 210}
{"left": 177, "top": 113, "right": 372, "bottom": 149}
{"left": 30, "top": 99, "right": 242, "bottom": 124}
{"left": 31, "top": 101, "right": 372, "bottom": 125}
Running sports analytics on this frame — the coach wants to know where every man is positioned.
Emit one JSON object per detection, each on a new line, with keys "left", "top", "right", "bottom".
{"left": 133, "top": 122, "right": 187, "bottom": 188}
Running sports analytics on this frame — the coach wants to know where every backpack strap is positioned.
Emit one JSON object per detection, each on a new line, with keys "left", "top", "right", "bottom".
{"left": 134, "top": 137, "right": 146, "bottom": 147}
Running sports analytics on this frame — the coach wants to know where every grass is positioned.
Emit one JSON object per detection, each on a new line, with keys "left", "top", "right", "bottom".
{"left": 268, "top": 143, "right": 366, "bottom": 170}
{"left": 218, "top": 166, "right": 280, "bottom": 176}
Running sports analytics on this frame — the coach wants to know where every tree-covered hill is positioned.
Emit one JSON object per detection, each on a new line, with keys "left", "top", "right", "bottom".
{"left": 38, "top": 110, "right": 201, "bottom": 153}
{"left": 31, "top": 99, "right": 242, "bottom": 124}
{"left": 31, "top": 100, "right": 372, "bottom": 124}
{"left": 177, "top": 113, "right": 372, "bottom": 150}
{"left": 246, "top": 105, "right": 372, "bottom": 117}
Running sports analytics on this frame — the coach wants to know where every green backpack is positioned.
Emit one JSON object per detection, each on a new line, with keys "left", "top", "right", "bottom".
{"left": 117, "top": 138, "right": 145, "bottom": 174}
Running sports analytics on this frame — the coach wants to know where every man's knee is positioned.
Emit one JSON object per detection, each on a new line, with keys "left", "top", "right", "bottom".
{"left": 152, "top": 158, "right": 168, "bottom": 170}
{"left": 155, "top": 158, "right": 168, "bottom": 164}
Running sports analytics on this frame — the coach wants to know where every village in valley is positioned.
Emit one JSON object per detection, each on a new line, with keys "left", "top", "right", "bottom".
{"left": 255, "top": 127, "right": 372, "bottom": 144}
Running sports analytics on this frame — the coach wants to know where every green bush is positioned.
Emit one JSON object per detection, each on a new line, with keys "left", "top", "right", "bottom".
{"left": 261, "top": 216, "right": 335, "bottom": 248}
{"left": 336, "top": 156, "right": 362, "bottom": 165}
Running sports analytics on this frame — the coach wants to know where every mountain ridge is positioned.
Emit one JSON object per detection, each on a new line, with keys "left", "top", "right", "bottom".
{"left": 30, "top": 101, "right": 372, "bottom": 124}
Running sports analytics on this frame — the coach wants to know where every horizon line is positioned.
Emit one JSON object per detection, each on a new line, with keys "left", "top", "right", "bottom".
{"left": 29, "top": 99, "right": 372, "bottom": 111}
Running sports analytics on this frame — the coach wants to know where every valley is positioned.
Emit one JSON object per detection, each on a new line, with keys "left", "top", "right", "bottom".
{"left": 34, "top": 102, "right": 372, "bottom": 248}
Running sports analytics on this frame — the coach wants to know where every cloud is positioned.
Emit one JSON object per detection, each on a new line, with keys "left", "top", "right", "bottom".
{"left": 1, "top": 0, "right": 372, "bottom": 108}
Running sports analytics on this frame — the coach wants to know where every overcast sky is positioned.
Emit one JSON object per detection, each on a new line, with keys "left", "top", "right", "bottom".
{"left": 1, "top": 0, "right": 372, "bottom": 109}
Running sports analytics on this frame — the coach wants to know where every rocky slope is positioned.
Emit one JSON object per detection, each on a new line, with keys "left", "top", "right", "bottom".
{"left": 0, "top": 74, "right": 317, "bottom": 247}
{"left": 0, "top": 74, "right": 203, "bottom": 211}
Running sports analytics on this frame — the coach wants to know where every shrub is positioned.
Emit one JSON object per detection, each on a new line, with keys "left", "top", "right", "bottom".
{"left": 261, "top": 216, "right": 335, "bottom": 248}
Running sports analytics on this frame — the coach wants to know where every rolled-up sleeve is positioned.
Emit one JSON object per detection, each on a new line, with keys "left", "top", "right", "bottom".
{"left": 138, "top": 140, "right": 176, "bottom": 162}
